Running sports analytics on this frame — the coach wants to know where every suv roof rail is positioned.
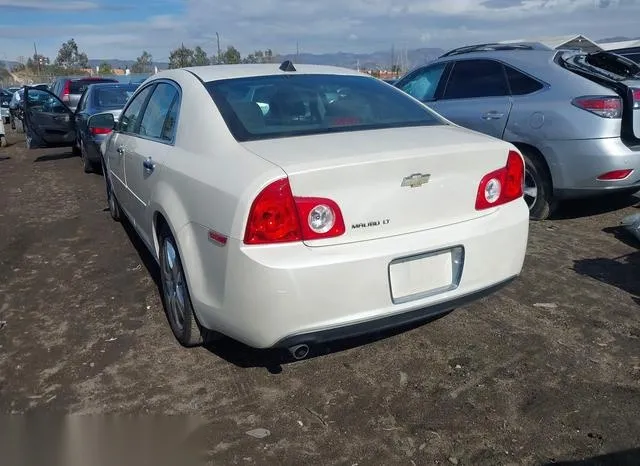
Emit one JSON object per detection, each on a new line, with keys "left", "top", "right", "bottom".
{"left": 439, "top": 42, "right": 550, "bottom": 58}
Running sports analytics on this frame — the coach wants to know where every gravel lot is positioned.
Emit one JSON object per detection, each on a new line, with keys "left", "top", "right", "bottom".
{"left": 0, "top": 132, "right": 639, "bottom": 465}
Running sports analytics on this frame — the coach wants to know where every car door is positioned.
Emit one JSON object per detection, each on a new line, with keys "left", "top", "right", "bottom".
{"left": 107, "top": 84, "right": 155, "bottom": 209}
{"left": 74, "top": 89, "right": 90, "bottom": 147}
{"left": 123, "top": 81, "right": 180, "bottom": 246}
{"left": 429, "top": 59, "right": 513, "bottom": 139}
{"left": 23, "top": 87, "right": 76, "bottom": 149}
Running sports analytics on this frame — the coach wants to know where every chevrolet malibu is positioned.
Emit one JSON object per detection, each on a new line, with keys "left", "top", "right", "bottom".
{"left": 23, "top": 62, "right": 529, "bottom": 358}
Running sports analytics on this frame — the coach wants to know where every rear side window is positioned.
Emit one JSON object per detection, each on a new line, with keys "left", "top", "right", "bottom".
{"left": 504, "top": 65, "right": 544, "bottom": 95}
{"left": 205, "top": 74, "right": 445, "bottom": 142}
{"left": 444, "top": 59, "right": 509, "bottom": 99}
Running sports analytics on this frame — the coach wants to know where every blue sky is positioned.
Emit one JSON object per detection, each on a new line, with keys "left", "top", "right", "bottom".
{"left": 1, "top": 0, "right": 639, "bottom": 63}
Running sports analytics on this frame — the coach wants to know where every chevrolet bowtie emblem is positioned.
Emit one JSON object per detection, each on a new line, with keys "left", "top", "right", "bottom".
{"left": 401, "top": 173, "right": 431, "bottom": 188}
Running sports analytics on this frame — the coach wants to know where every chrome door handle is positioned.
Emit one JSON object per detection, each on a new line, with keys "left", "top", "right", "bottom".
{"left": 143, "top": 157, "right": 155, "bottom": 172}
{"left": 481, "top": 111, "right": 504, "bottom": 120}
{"left": 117, "top": 146, "right": 125, "bottom": 154}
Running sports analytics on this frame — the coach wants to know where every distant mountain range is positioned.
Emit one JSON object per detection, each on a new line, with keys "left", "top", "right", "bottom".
{"left": 4, "top": 36, "right": 639, "bottom": 73}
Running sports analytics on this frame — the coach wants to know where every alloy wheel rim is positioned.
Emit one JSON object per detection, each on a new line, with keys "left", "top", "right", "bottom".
{"left": 523, "top": 168, "right": 538, "bottom": 210}
{"left": 162, "top": 239, "right": 186, "bottom": 333}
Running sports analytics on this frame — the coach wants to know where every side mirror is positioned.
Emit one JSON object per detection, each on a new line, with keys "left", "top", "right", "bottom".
{"left": 88, "top": 112, "right": 115, "bottom": 135}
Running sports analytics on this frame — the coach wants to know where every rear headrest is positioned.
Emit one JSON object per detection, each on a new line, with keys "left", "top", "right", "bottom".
{"left": 230, "top": 101, "right": 265, "bottom": 131}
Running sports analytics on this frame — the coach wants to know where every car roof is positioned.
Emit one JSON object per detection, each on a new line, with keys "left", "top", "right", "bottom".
{"left": 175, "top": 63, "right": 365, "bottom": 82}
{"left": 435, "top": 48, "right": 558, "bottom": 65}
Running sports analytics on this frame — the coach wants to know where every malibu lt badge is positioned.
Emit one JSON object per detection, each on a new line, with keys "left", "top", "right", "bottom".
{"left": 401, "top": 173, "right": 431, "bottom": 188}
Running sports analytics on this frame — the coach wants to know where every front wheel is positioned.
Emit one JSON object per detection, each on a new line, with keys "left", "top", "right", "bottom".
{"left": 521, "top": 150, "right": 555, "bottom": 221}
{"left": 159, "top": 226, "right": 203, "bottom": 347}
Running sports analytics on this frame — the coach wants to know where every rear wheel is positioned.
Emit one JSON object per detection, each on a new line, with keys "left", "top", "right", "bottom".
{"left": 158, "top": 225, "right": 203, "bottom": 347}
{"left": 521, "top": 150, "right": 554, "bottom": 221}
{"left": 80, "top": 140, "right": 97, "bottom": 173}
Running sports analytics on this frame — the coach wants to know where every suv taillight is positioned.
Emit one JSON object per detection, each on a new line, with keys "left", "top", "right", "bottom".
{"left": 572, "top": 96, "right": 622, "bottom": 118}
{"left": 244, "top": 178, "right": 345, "bottom": 245}
{"left": 61, "top": 81, "right": 71, "bottom": 103}
{"left": 632, "top": 89, "right": 640, "bottom": 110}
{"left": 475, "top": 150, "right": 525, "bottom": 211}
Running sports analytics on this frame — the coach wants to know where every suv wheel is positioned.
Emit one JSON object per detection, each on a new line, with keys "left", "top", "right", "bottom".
{"left": 521, "top": 150, "right": 554, "bottom": 221}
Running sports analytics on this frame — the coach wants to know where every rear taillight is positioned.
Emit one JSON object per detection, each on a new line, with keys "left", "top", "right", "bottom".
{"left": 61, "top": 81, "right": 71, "bottom": 103}
{"left": 475, "top": 150, "right": 525, "bottom": 211}
{"left": 572, "top": 96, "right": 622, "bottom": 118}
{"left": 89, "top": 127, "right": 112, "bottom": 135}
{"left": 244, "top": 178, "right": 345, "bottom": 245}
{"left": 632, "top": 89, "right": 640, "bottom": 110}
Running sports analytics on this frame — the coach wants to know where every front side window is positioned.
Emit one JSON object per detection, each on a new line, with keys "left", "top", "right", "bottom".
{"left": 398, "top": 63, "right": 447, "bottom": 101}
{"left": 205, "top": 74, "right": 445, "bottom": 142}
{"left": 119, "top": 85, "right": 154, "bottom": 134}
{"left": 443, "top": 59, "right": 509, "bottom": 99}
{"left": 26, "top": 89, "right": 68, "bottom": 114}
{"left": 138, "top": 83, "right": 179, "bottom": 141}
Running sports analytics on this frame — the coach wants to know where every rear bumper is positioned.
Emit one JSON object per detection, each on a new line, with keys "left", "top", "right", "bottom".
{"left": 275, "top": 276, "right": 516, "bottom": 348}
{"left": 542, "top": 138, "right": 640, "bottom": 199}
{"left": 178, "top": 199, "right": 530, "bottom": 348}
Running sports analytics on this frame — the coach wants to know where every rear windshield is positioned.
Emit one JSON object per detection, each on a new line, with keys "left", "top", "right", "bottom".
{"left": 92, "top": 85, "right": 138, "bottom": 109}
{"left": 204, "top": 74, "right": 445, "bottom": 142}
{"left": 69, "top": 79, "right": 118, "bottom": 95}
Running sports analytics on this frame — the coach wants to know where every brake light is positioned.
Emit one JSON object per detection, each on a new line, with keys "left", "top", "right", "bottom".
{"left": 572, "top": 96, "right": 622, "bottom": 118}
{"left": 475, "top": 150, "right": 525, "bottom": 210}
{"left": 244, "top": 178, "right": 345, "bottom": 245}
{"left": 89, "top": 127, "right": 112, "bottom": 135}
{"left": 597, "top": 169, "right": 633, "bottom": 181}
{"left": 62, "top": 81, "right": 70, "bottom": 103}
{"left": 632, "top": 89, "right": 640, "bottom": 110}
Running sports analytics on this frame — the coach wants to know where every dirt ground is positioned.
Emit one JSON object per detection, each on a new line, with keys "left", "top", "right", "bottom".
{"left": 0, "top": 132, "right": 639, "bottom": 465}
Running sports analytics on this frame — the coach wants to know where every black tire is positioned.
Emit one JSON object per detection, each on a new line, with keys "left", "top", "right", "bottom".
{"left": 104, "top": 167, "right": 121, "bottom": 221}
{"left": 72, "top": 139, "right": 81, "bottom": 157}
{"left": 521, "top": 150, "right": 555, "bottom": 221}
{"left": 80, "top": 141, "right": 96, "bottom": 173}
{"left": 158, "top": 225, "right": 203, "bottom": 347}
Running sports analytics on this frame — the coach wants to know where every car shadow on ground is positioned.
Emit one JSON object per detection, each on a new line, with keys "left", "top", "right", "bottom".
{"left": 553, "top": 194, "right": 639, "bottom": 220}
{"left": 542, "top": 447, "right": 640, "bottom": 465}
{"left": 573, "top": 229, "right": 640, "bottom": 304}
{"left": 119, "top": 215, "right": 451, "bottom": 373}
{"left": 33, "top": 151, "right": 76, "bottom": 163}
{"left": 0, "top": 156, "right": 10, "bottom": 161}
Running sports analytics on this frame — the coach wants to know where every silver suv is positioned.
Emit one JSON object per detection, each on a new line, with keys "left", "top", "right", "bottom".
{"left": 395, "top": 43, "right": 640, "bottom": 219}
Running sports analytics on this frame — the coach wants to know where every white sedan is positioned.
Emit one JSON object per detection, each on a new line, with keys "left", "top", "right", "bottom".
{"left": 26, "top": 62, "right": 529, "bottom": 358}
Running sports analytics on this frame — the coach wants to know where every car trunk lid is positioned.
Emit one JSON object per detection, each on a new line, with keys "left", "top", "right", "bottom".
{"left": 242, "top": 125, "right": 513, "bottom": 247}
{"left": 560, "top": 51, "right": 640, "bottom": 140}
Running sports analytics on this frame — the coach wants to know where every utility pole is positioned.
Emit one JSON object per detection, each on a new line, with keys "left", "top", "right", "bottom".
{"left": 215, "top": 32, "right": 221, "bottom": 64}
{"left": 296, "top": 41, "right": 299, "bottom": 60}
{"left": 33, "top": 42, "right": 40, "bottom": 75}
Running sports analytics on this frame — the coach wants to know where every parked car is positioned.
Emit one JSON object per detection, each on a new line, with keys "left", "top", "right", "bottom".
{"left": 50, "top": 77, "right": 118, "bottom": 112}
{"left": 74, "top": 82, "right": 139, "bottom": 172}
{"left": 7, "top": 84, "right": 52, "bottom": 131}
{"left": 22, "top": 63, "right": 529, "bottom": 356}
{"left": 1, "top": 89, "right": 11, "bottom": 124}
{"left": 395, "top": 43, "right": 640, "bottom": 220}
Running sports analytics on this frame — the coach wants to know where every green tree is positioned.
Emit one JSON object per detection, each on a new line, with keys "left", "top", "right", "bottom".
{"left": 221, "top": 45, "right": 241, "bottom": 64}
{"left": 193, "top": 46, "right": 209, "bottom": 66}
{"left": 55, "top": 38, "right": 89, "bottom": 69}
{"left": 99, "top": 62, "right": 113, "bottom": 74}
{"left": 168, "top": 43, "right": 194, "bottom": 69}
{"left": 131, "top": 50, "right": 153, "bottom": 73}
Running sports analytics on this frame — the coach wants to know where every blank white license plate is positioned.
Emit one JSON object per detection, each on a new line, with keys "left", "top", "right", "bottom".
{"left": 389, "top": 250, "right": 455, "bottom": 303}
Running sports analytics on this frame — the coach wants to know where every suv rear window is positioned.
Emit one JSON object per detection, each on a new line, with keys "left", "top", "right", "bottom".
{"left": 69, "top": 79, "right": 118, "bottom": 95}
{"left": 205, "top": 74, "right": 445, "bottom": 142}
